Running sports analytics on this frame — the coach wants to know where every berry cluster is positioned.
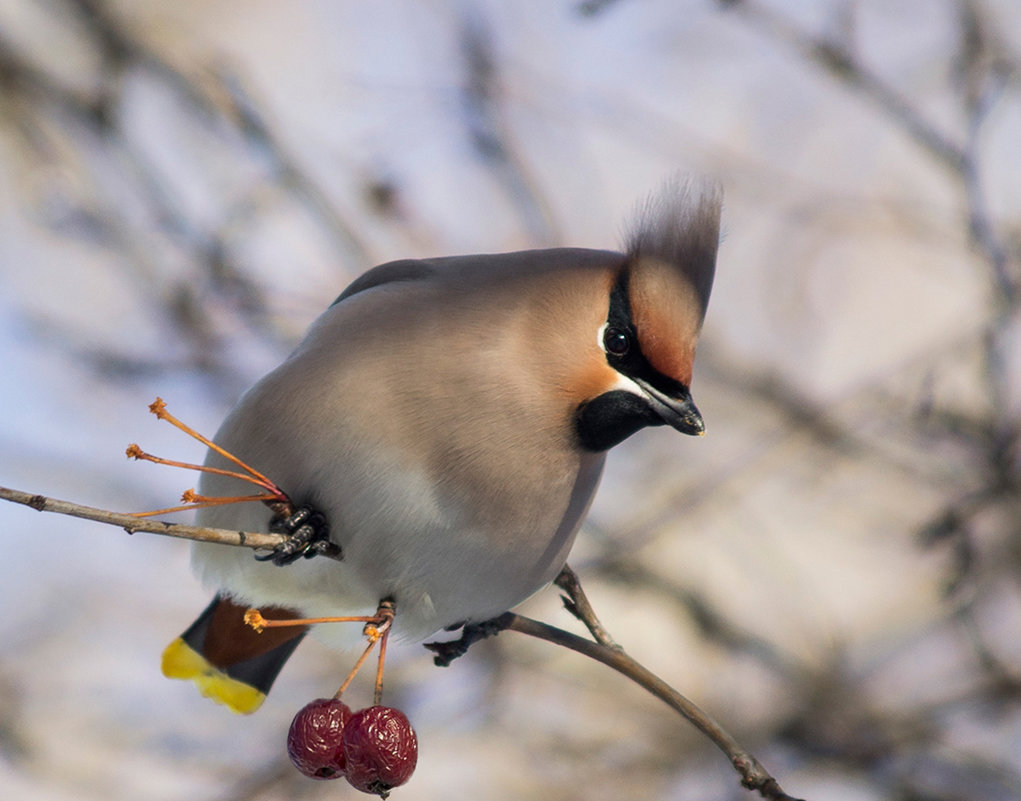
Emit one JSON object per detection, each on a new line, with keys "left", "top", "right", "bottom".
{"left": 287, "top": 698, "right": 418, "bottom": 797}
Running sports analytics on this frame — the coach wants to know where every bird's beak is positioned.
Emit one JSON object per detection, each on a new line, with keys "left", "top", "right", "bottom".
{"left": 635, "top": 379, "right": 705, "bottom": 436}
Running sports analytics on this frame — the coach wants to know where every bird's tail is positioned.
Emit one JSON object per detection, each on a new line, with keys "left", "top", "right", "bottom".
{"left": 161, "top": 594, "right": 307, "bottom": 714}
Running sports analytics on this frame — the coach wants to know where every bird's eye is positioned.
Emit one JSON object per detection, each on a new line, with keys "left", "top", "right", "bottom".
{"left": 603, "top": 327, "right": 630, "bottom": 356}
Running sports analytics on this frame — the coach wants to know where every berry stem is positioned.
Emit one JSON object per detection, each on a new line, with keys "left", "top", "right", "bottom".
{"left": 373, "top": 622, "right": 391, "bottom": 706}
{"left": 244, "top": 599, "right": 398, "bottom": 700}
{"left": 128, "top": 398, "right": 294, "bottom": 517}
{"left": 335, "top": 636, "right": 379, "bottom": 698}
{"left": 130, "top": 493, "right": 283, "bottom": 518}
{"left": 146, "top": 397, "right": 281, "bottom": 491}
{"left": 244, "top": 609, "right": 388, "bottom": 631}
{"left": 125, "top": 444, "right": 285, "bottom": 496}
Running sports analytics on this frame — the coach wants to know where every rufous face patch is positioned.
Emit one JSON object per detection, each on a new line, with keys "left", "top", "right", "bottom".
{"left": 627, "top": 257, "right": 701, "bottom": 386}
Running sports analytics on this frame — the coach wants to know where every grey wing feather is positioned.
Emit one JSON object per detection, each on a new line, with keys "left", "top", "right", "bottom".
{"left": 332, "top": 259, "right": 436, "bottom": 306}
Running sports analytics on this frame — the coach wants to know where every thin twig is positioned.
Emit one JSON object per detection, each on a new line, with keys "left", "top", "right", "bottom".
{"left": 0, "top": 485, "right": 285, "bottom": 551}
{"left": 553, "top": 564, "right": 620, "bottom": 649}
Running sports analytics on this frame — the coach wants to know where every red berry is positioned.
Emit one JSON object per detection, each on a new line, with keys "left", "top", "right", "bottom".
{"left": 341, "top": 705, "right": 418, "bottom": 797}
{"left": 286, "top": 697, "right": 352, "bottom": 780}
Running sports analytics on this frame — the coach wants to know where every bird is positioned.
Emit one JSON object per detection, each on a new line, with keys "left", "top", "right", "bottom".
{"left": 161, "top": 179, "right": 723, "bottom": 714}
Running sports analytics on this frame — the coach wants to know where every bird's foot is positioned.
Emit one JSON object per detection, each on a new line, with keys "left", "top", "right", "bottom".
{"left": 255, "top": 505, "right": 341, "bottom": 565}
{"left": 424, "top": 614, "right": 514, "bottom": 667}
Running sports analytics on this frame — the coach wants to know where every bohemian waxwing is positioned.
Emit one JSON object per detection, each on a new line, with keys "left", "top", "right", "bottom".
{"left": 162, "top": 180, "right": 723, "bottom": 713}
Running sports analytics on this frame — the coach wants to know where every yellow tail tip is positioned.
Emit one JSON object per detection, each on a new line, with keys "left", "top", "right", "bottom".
{"left": 161, "top": 638, "right": 266, "bottom": 715}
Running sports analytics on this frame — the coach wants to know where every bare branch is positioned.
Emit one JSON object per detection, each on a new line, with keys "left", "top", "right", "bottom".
{"left": 553, "top": 564, "right": 620, "bottom": 649}
{"left": 0, "top": 484, "right": 285, "bottom": 551}
{"left": 503, "top": 613, "right": 805, "bottom": 799}
{"left": 427, "top": 607, "right": 804, "bottom": 801}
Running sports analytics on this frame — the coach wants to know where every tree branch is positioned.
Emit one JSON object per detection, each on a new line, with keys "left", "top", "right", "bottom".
{"left": 427, "top": 569, "right": 805, "bottom": 801}
{"left": 553, "top": 563, "right": 620, "bottom": 649}
{"left": 0, "top": 485, "right": 285, "bottom": 551}
{"left": 505, "top": 613, "right": 803, "bottom": 800}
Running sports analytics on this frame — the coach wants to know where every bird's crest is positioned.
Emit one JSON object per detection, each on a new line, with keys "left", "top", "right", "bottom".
{"left": 622, "top": 179, "right": 722, "bottom": 386}
{"left": 624, "top": 178, "right": 722, "bottom": 324}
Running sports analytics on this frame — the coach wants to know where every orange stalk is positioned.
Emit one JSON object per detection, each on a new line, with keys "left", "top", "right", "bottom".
{"left": 373, "top": 624, "right": 391, "bottom": 705}
{"left": 335, "top": 637, "right": 379, "bottom": 698}
{"left": 147, "top": 398, "right": 281, "bottom": 492}
{"left": 125, "top": 444, "right": 283, "bottom": 495}
{"left": 128, "top": 493, "right": 282, "bottom": 518}
{"left": 244, "top": 600, "right": 397, "bottom": 702}
{"left": 244, "top": 608, "right": 386, "bottom": 632}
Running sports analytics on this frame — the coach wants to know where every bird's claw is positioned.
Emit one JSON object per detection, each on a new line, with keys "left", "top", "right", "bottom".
{"left": 255, "top": 505, "right": 341, "bottom": 565}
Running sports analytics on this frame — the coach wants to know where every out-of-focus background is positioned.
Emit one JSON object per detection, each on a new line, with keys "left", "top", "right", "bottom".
{"left": 1, "top": 1, "right": 1020, "bottom": 799}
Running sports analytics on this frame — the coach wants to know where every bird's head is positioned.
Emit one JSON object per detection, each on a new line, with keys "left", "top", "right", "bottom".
{"left": 572, "top": 181, "right": 722, "bottom": 452}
